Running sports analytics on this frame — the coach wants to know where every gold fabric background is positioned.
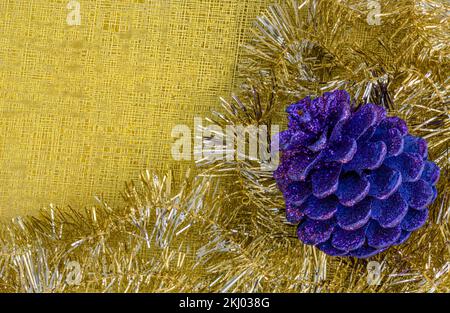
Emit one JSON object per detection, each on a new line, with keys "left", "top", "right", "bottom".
{"left": 0, "top": 0, "right": 270, "bottom": 218}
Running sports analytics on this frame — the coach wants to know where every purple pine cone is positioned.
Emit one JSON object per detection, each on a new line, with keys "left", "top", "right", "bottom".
{"left": 274, "top": 90, "right": 440, "bottom": 258}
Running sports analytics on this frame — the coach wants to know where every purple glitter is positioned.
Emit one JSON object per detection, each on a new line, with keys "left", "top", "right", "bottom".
{"left": 274, "top": 90, "right": 440, "bottom": 258}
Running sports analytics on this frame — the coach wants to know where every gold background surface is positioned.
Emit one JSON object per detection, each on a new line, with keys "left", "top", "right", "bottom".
{"left": 0, "top": 0, "right": 270, "bottom": 218}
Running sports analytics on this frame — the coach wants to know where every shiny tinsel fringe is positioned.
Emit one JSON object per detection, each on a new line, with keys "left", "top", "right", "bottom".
{"left": 196, "top": 0, "right": 450, "bottom": 292}
{"left": 1, "top": 170, "right": 449, "bottom": 292}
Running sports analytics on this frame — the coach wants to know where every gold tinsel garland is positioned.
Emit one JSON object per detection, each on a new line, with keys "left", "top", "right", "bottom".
{"left": 1, "top": 0, "right": 449, "bottom": 292}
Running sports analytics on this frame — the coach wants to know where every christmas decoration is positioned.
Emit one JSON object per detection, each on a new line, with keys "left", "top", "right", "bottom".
{"left": 0, "top": 0, "right": 449, "bottom": 293}
{"left": 195, "top": 0, "right": 449, "bottom": 292}
{"left": 274, "top": 90, "right": 440, "bottom": 258}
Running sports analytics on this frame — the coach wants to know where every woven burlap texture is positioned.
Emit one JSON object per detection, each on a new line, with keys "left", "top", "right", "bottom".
{"left": 0, "top": 0, "right": 271, "bottom": 218}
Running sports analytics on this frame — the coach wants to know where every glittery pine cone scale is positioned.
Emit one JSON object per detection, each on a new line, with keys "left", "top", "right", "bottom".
{"left": 274, "top": 90, "right": 440, "bottom": 258}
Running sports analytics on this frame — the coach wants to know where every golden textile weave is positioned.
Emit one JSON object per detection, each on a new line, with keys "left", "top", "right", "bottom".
{"left": 0, "top": 0, "right": 270, "bottom": 218}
